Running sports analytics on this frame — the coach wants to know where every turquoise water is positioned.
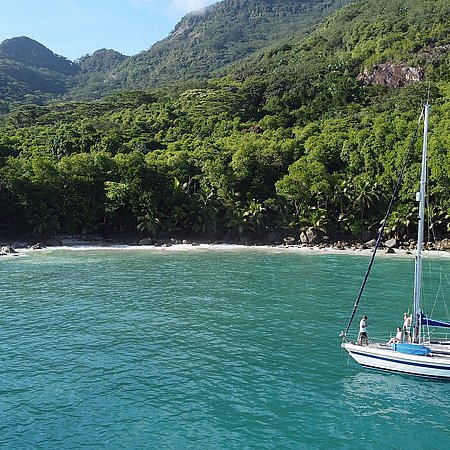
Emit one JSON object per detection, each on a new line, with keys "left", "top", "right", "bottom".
{"left": 0, "top": 247, "right": 449, "bottom": 449}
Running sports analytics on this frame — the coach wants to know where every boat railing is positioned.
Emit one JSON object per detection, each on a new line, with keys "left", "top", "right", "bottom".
{"left": 345, "top": 330, "right": 450, "bottom": 344}
{"left": 350, "top": 333, "right": 395, "bottom": 344}
{"left": 364, "top": 332, "right": 450, "bottom": 344}
{"left": 369, "top": 333, "right": 390, "bottom": 342}
{"left": 423, "top": 330, "right": 450, "bottom": 343}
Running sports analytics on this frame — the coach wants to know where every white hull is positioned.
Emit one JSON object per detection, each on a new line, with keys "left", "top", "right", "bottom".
{"left": 342, "top": 342, "right": 450, "bottom": 379}
{"left": 425, "top": 341, "right": 450, "bottom": 356}
{"left": 342, "top": 107, "right": 450, "bottom": 381}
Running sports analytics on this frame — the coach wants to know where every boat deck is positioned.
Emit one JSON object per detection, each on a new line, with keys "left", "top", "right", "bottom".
{"left": 354, "top": 341, "right": 450, "bottom": 358}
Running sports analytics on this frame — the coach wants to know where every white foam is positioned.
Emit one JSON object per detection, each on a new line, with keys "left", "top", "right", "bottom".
{"left": 5, "top": 240, "right": 450, "bottom": 258}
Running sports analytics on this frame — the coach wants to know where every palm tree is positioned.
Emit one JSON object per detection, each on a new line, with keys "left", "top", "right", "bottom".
{"left": 387, "top": 204, "right": 417, "bottom": 240}
{"left": 337, "top": 212, "right": 355, "bottom": 235}
{"left": 29, "top": 203, "right": 61, "bottom": 237}
{"left": 184, "top": 188, "right": 220, "bottom": 235}
{"left": 137, "top": 209, "right": 160, "bottom": 235}
{"left": 353, "top": 180, "right": 380, "bottom": 219}
{"left": 426, "top": 204, "right": 450, "bottom": 240}
{"left": 168, "top": 204, "right": 188, "bottom": 232}
{"left": 225, "top": 207, "right": 249, "bottom": 237}
{"left": 243, "top": 200, "right": 268, "bottom": 235}
{"left": 301, "top": 206, "right": 331, "bottom": 234}
{"left": 332, "top": 176, "right": 354, "bottom": 215}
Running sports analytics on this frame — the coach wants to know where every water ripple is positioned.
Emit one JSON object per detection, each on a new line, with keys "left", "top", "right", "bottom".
{"left": 0, "top": 249, "right": 449, "bottom": 448}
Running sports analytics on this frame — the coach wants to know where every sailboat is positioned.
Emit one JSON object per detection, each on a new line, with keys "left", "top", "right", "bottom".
{"left": 341, "top": 103, "right": 450, "bottom": 379}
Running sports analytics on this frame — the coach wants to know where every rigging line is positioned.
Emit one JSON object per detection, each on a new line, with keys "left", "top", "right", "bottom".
{"left": 425, "top": 156, "right": 437, "bottom": 245}
{"left": 343, "top": 107, "right": 424, "bottom": 337}
{"left": 426, "top": 174, "right": 433, "bottom": 242}
{"left": 440, "top": 269, "right": 450, "bottom": 320}
{"left": 429, "top": 262, "right": 444, "bottom": 318}
{"left": 424, "top": 163, "right": 438, "bottom": 317}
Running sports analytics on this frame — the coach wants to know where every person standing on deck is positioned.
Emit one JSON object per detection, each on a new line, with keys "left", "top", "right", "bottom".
{"left": 403, "top": 312, "right": 412, "bottom": 343}
{"left": 358, "top": 315, "right": 368, "bottom": 346}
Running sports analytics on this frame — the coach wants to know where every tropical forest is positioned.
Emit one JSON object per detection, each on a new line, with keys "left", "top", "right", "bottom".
{"left": 0, "top": 0, "right": 450, "bottom": 245}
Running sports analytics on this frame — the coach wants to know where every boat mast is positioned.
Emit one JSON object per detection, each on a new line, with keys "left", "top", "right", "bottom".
{"left": 413, "top": 103, "right": 429, "bottom": 343}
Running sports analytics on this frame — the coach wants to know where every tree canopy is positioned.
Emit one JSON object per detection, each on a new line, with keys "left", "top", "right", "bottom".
{"left": 1, "top": 0, "right": 450, "bottom": 243}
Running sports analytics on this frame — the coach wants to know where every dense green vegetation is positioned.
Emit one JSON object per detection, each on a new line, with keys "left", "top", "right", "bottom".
{"left": 69, "top": 49, "right": 129, "bottom": 100}
{"left": 0, "top": 38, "right": 129, "bottom": 106}
{"left": 0, "top": 37, "right": 72, "bottom": 109}
{"left": 0, "top": 0, "right": 449, "bottom": 243}
{"left": 105, "top": 0, "right": 349, "bottom": 90}
{"left": 0, "top": 0, "right": 348, "bottom": 105}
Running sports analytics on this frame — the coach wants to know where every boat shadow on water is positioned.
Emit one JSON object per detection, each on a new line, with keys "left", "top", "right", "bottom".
{"left": 341, "top": 370, "right": 450, "bottom": 413}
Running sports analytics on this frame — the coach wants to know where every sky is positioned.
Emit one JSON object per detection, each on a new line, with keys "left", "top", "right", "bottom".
{"left": 0, "top": 0, "right": 220, "bottom": 61}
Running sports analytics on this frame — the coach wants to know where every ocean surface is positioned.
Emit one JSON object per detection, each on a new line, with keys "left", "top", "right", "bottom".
{"left": 0, "top": 246, "right": 449, "bottom": 449}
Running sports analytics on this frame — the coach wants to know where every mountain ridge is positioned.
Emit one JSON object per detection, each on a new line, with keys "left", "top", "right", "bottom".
{"left": 104, "top": 0, "right": 349, "bottom": 89}
{"left": 0, "top": 36, "right": 77, "bottom": 76}
{"left": 0, "top": 37, "right": 130, "bottom": 106}
{"left": 0, "top": 0, "right": 350, "bottom": 105}
{"left": 0, "top": 0, "right": 450, "bottom": 241}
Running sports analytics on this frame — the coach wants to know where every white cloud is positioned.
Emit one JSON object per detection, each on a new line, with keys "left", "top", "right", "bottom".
{"left": 131, "top": 0, "right": 217, "bottom": 17}
{"left": 169, "top": 0, "right": 214, "bottom": 15}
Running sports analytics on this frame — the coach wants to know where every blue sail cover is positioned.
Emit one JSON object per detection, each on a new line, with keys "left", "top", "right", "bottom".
{"left": 421, "top": 313, "right": 450, "bottom": 329}
{"left": 392, "top": 343, "right": 432, "bottom": 355}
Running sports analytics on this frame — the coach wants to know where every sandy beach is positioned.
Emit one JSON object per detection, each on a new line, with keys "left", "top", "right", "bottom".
{"left": 2, "top": 234, "right": 450, "bottom": 258}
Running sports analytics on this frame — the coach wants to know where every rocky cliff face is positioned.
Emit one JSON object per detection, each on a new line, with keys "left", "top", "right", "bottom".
{"left": 358, "top": 63, "right": 424, "bottom": 88}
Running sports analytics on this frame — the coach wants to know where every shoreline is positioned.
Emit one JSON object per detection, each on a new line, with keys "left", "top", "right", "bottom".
{"left": 2, "top": 234, "right": 450, "bottom": 258}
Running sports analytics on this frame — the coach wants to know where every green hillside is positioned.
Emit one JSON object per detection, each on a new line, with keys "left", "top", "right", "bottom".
{"left": 0, "top": 0, "right": 449, "bottom": 244}
{"left": 0, "top": 37, "right": 77, "bottom": 109}
{"left": 0, "top": 36, "right": 77, "bottom": 75}
{"left": 0, "top": 59, "right": 66, "bottom": 109}
{"left": 0, "top": 0, "right": 348, "bottom": 105}
{"left": 233, "top": 0, "right": 450, "bottom": 121}
{"left": 0, "top": 38, "right": 130, "bottom": 106}
{"left": 68, "top": 49, "right": 129, "bottom": 100}
{"left": 104, "top": 0, "right": 350, "bottom": 89}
